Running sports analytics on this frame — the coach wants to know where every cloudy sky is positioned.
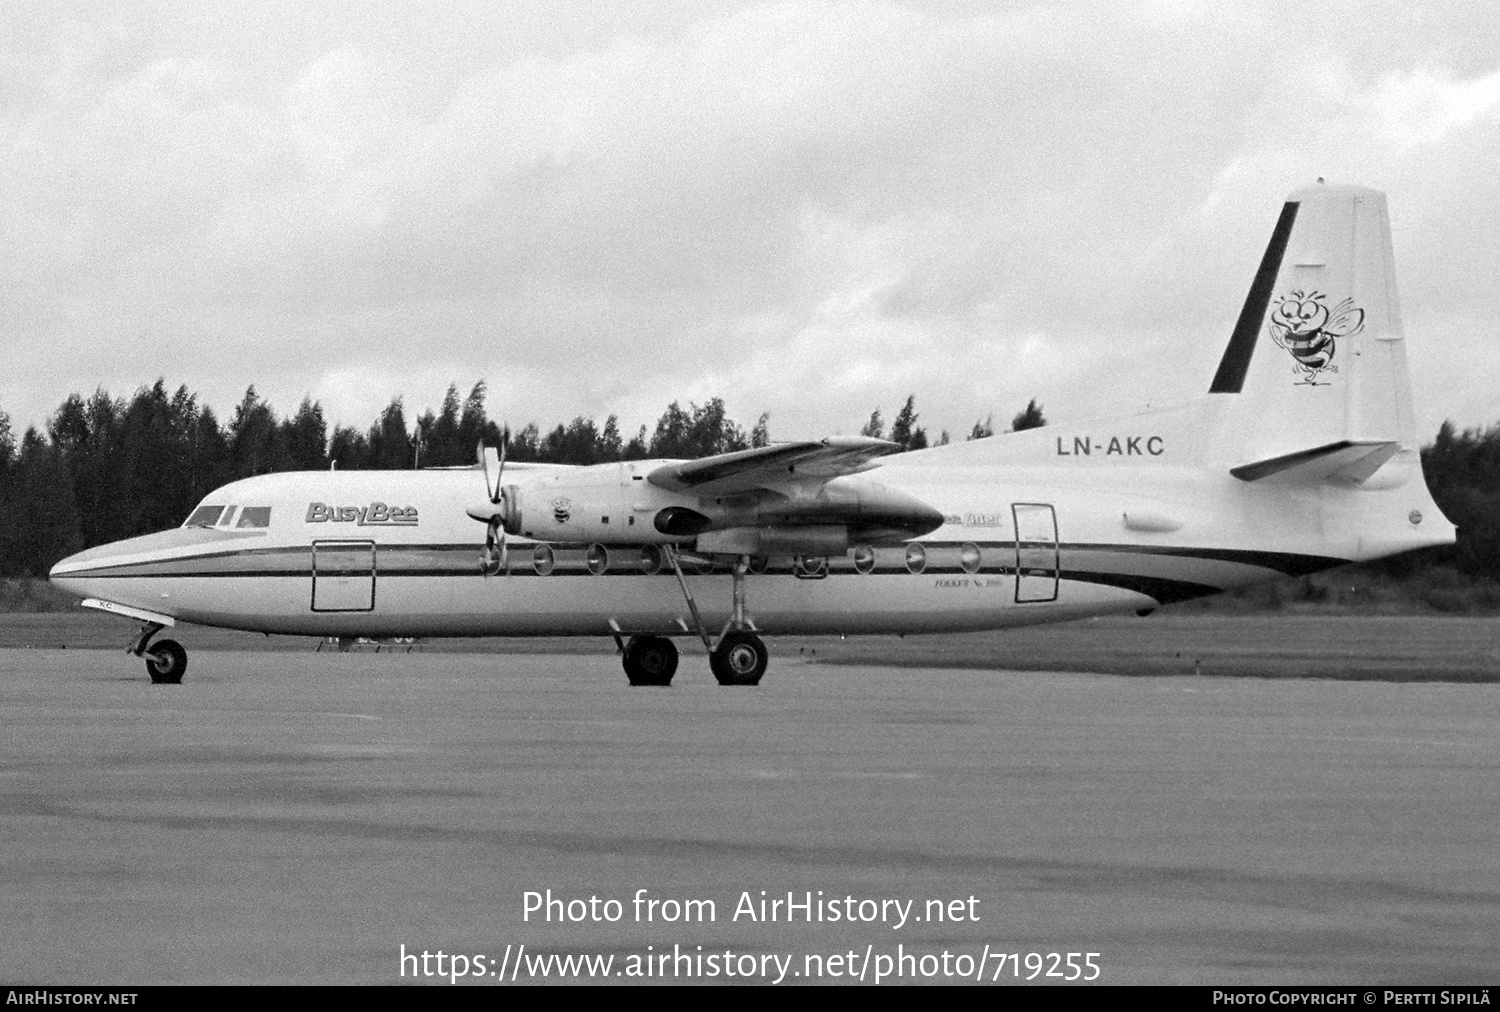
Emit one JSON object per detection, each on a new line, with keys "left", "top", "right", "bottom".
{"left": 3, "top": 0, "right": 1498, "bottom": 444}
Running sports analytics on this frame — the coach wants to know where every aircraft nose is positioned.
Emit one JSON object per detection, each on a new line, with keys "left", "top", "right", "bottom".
{"left": 47, "top": 529, "right": 182, "bottom": 597}
{"left": 46, "top": 526, "right": 237, "bottom": 609}
{"left": 49, "top": 545, "right": 103, "bottom": 596}
{"left": 49, "top": 553, "right": 88, "bottom": 599}
{"left": 50, "top": 547, "right": 84, "bottom": 580}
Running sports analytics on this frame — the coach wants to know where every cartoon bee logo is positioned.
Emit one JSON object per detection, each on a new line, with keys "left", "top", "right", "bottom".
{"left": 550, "top": 497, "right": 572, "bottom": 525}
{"left": 1267, "top": 290, "right": 1363, "bottom": 385}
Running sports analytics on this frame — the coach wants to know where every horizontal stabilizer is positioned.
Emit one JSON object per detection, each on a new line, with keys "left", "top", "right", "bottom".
{"left": 1230, "top": 440, "right": 1400, "bottom": 485}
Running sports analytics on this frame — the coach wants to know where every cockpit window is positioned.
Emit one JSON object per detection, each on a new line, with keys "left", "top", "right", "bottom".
{"left": 236, "top": 506, "right": 272, "bottom": 529}
{"left": 185, "top": 506, "right": 224, "bottom": 528}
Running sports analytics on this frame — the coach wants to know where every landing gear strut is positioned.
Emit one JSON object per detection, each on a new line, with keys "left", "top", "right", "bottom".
{"left": 662, "top": 547, "right": 770, "bottom": 686}
{"left": 129, "top": 622, "right": 187, "bottom": 684}
{"left": 622, "top": 635, "right": 678, "bottom": 687}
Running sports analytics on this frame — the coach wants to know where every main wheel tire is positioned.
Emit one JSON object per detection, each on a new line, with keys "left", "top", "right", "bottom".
{"left": 623, "top": 635, "right": 678, "bottom": 687}
{"left": 145, "top": 639, "right": 187, "bottom": 684}
{"left": 710, "top": 631, "right": 768, "bottom": 686}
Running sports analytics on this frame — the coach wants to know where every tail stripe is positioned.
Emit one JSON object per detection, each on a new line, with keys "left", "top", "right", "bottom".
{"left": 1208, "top": 200, "right": 1300, "bottom": 394}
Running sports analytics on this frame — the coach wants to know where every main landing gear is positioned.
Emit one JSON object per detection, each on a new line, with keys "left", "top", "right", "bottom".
{"left": 616, "top": 549, "right": 770, "bottom": 687}
{"left": 622, "top": 635, "right": 678, "bottom": 687}
{"left": 708, "top": 630, "right": 769, "bottom": 686}
{"left": 130, "top": 622, "right": 188, "bottom": 684}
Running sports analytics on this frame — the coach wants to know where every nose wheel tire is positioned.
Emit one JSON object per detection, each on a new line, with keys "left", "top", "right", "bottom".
{"left": 710, "top": 631, "right": 768, "bottom": 686}
{"left": 623, "top": 635, "right": 678, "bottom": 686}
{"left": 145, "top": 639, "right": 188, "bottom": 684}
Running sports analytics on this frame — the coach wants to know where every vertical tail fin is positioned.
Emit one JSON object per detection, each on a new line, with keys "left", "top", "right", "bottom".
{"left": 1210, "top": 183, "right": 1417, "bottom": 478}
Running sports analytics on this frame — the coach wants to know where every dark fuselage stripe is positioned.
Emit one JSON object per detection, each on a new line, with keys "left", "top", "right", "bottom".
{"left": 1066, "top": 570, "right": 1222, "bottom": 605}
{"left": 1063, "top": 543, "right": 1344, "bottom": 576}
{"left": 62, "top": 541, "right": 1345, "bottom": 578}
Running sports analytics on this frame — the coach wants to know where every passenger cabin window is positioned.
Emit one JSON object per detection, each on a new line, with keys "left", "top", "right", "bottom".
{"left": 237, "top": 506, "right": 272, "bottom": 529}
{"left": 184, "top": 506, "right": 224, "bottom": 528}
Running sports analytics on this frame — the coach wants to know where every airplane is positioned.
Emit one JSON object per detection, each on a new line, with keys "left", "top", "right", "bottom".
{"left": 49, "top": 182, "right": 1456, "bottom": 686}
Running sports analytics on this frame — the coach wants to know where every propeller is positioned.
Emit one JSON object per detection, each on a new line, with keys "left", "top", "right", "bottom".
{"left": 481, "top": 443, "right": 502, "bottom": 502}
{"left": 476, "top": 441, "right": 509, "bottom": 577}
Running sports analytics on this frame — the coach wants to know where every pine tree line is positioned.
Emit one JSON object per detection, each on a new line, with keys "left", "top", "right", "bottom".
{"left": 861, "top": 394, "right": 1047, "bottom": 447}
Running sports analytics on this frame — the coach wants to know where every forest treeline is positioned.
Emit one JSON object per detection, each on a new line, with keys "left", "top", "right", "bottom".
{"left": 0, "top": 380, "right": 1044, "bottom": 578}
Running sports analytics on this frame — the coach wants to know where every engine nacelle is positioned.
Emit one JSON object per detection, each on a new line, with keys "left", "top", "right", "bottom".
{"left": 653, "top": 507, "right": 712, "bottom": 536}
{"left": 700, "top": 477, "right": 943, "bottom": 545}
{"left": 495, "top": 462, "right": 943, "bottom": 549}
{"left": 502, "top": 472, "right": 638, "bottom": 543}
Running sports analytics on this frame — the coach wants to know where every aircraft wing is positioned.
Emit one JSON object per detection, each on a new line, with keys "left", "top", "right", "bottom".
{"left": 647, "top": 436, "right": 901, "bottom": 495}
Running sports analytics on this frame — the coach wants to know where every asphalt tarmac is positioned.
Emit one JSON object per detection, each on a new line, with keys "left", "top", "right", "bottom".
{"left": 2, "top": 647, "right": 1497, "bottom": 986}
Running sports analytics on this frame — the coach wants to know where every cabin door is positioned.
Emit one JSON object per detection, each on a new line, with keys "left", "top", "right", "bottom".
{"left": 312, "top": 540, "right": 376, "bottom": 612}
{"left": 1012, "top": 503, "right": 1059, "bottom": 603}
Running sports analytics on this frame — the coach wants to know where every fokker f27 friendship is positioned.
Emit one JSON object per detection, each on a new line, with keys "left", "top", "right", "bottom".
{"left": 50, "top": 184, "right": 1455, "bottom": 685}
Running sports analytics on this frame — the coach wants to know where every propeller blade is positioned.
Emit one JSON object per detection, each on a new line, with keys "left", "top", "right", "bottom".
{"left": 477, "top": 441, "right": 491, "bottom": 498}
{"left": 481, "top": 446, "right": 501, "bottom": 503}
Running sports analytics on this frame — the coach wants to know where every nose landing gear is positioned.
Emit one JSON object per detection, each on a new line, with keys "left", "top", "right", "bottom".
{"left": 128, "top": 621, "right": 187, "bottom": 684}
{"left": 144, "top": 639, "right": 188, "bottom": 684}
